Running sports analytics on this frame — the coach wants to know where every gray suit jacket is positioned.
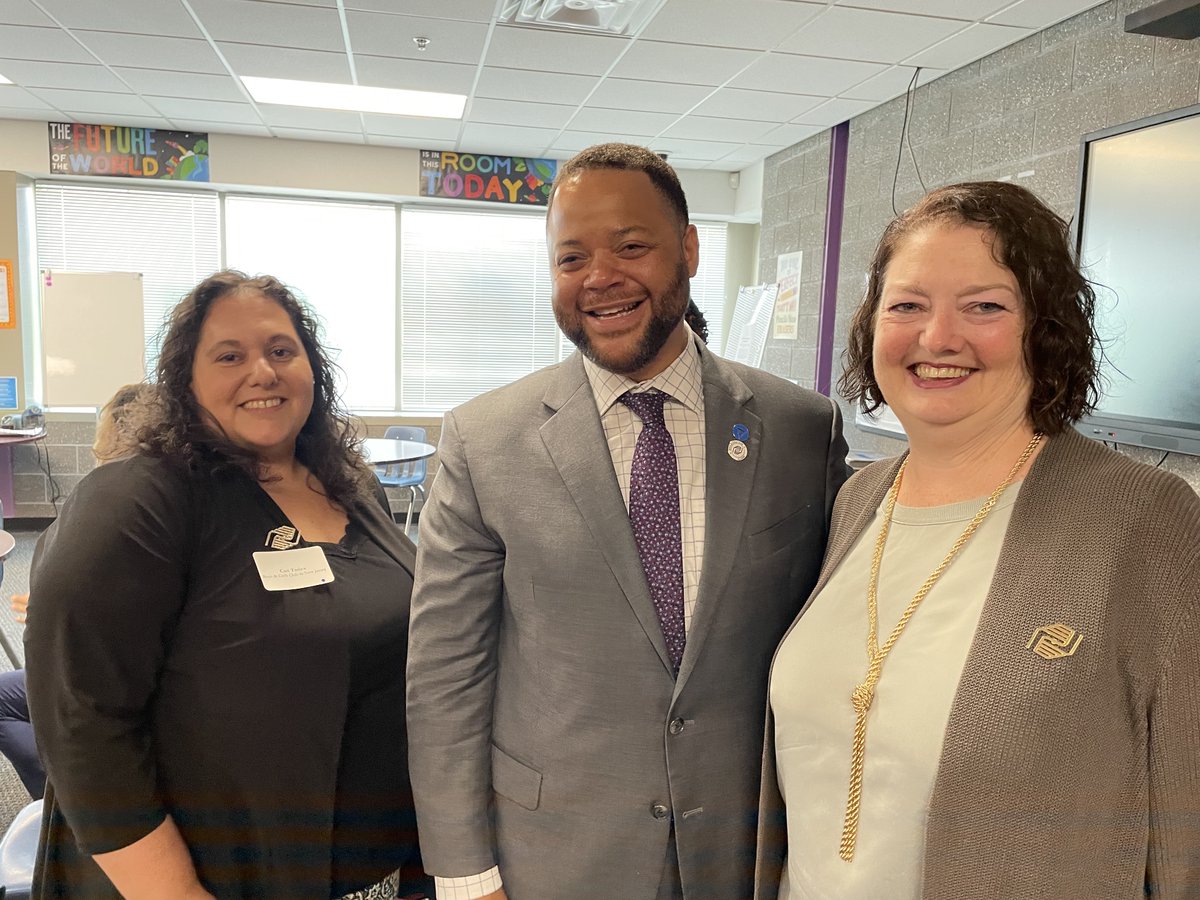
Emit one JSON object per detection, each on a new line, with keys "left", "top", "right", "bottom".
{"left": 408, "top": 344, "right": 848, "bottom": 900}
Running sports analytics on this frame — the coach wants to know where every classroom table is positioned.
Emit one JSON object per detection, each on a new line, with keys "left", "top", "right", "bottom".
{"left": 361, "top": 438, "right": 436, "bottom": 466}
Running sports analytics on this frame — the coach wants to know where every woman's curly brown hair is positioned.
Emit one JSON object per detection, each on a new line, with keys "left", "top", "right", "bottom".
{"left": 147, "top": 270, "right": 372, "bottom": 508}
{"left": 838, "top": 181, "right": 1102, "bottom": 435}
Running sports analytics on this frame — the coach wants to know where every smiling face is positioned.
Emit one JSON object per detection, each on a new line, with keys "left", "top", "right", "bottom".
{"left": 873, "top": 223, "right": 1033, "bottom": 439}
{"left": 190, "top": 289, "right": 314, "bottom": 464}
{"left": 548, "top": 168, "right": 699, "bottom": 381}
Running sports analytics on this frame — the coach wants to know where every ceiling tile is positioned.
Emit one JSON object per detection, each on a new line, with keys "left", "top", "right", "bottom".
{"left": 190, "top": 0, "right": 345, "bottom": 51}
{"left": 0, "top": 84, "right": 56, "bottom": 110}
{"left": 345, "top": 0, "right": 496, "bottom": 22}
{"left": 586, "top": 78, "right": 712, "bottom": 114}
{"left": 31, "top": 88, "right": 159, "bottom": 116}
{"left": 552, "top": 130, "right": 631, "bottom": 154}
{"left": 793, "top": 96, "right": 877, "bottom": 127}
{"left": 469, "top": 97, "right": 577, "bottom": 130}
{"left": 484, "top": 25, "right": 628, "bottom": 75}
{"left": 347, "top": 12, "right": 488, "bottom": 64}
{"left": 475, "top": 67, "right": 599, "bottom": 106}
{"left": 731, "top": 52, "right": 885, "bottom": 95}
{"left": 0, "top": 60, "right": 128, "bottom": 92}
{"left": 987, "top": 0, "right": 1108, "bottom": 28}
{"left": 65, "top": 114, "right": 173, "bottom": 129}
{"left": 567, "top": 107, "right": 677, "bottom": 137}
{"left": 0, "top": 1, "right": 54, "bottom": 27}
{"left": 145, "top": 96, "right": 265, "bottom": 125}
{"left": 249, "top": 0, "right": 335, "bottom": 6}
{"left": 662, "top": 115, "right": 776, "bottom": 143}
{"left": 38, "top": 0, "right": 202, "bottom": 36}
{"left": 270, "top": 127, "right": 366, "bottom": 144}
{"left": 780, "top": 7, "right": 966, "bottom": 63}
{"left": 0, "top": 106, "right": 57, "bottom": 120}
{"left": 354, "top": 56, "right": 476, "bottom": 93}
{"left": 366, "top": 133, "right": 457, "bottom": 150}
{"left": 0, "top": 25, "right": 95, "bottom": 63}
{"left": 74, "top": 32, "right": 226, "bottom": 73}
{"left": 649, "top": 136, "right": 743, "bottom": 160}
{"left": 610, "top": 40, "right": 759, "bottom": 86}
{"left": 113, "top": 68, "right": 247, "bottom": 102}
{"left": 691, "top": 88, "right": 824, "bottom": 122}
{"left": 360, "top": 114, "right": 462, "bottom": 140}
{"left": 219, "top": 43, "right": 352, "bottom": 83}
{"left": 174, "top": 121, "right": 272, "bottom": 137}
{"left": 903, "top": 21, "right": 1031, "bottom": 69}
{"left": 460, "top": 122, "right": 559, "bottom": 154}
{"left": 840, "top": 64, "right": 944, "bottom": 101}
{"left": 257, "top": 106, "right": 368, "bottom": 131}
{"left": 752, "top": 122, "right": 825, "bottom": 147}
{"left": 639, "top": 0, "right": 824, "bottom": 50}
{"left": 833, "top": 0, "right": 1013, "bottom": 20}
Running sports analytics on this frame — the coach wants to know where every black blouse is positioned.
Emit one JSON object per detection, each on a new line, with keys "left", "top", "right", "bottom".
{"left": 25, "top": 456, "right": 430, "bottom": 899}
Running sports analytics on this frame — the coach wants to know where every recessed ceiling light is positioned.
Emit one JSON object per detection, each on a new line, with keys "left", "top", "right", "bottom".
{"left": 241, "top": 76, "right": 466, "bottom": 119}
{"left": 0, "top": 73, "right": 12, "bottom": 85}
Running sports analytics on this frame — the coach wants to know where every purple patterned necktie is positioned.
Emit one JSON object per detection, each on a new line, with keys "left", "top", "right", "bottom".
{"left": 620, "top": 389, "right": 686, "bottom": 673}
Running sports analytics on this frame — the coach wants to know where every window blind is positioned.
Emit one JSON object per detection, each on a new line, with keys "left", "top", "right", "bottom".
{"left": 34, "top": 182, "right": 221, "bottom": 372}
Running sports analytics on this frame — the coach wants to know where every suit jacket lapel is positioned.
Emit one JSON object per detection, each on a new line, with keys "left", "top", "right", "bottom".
{"left": 676, "top": 350, "right": 760, "bottom": 687}
{"left": 540, "top": 354, "right": 674, "bottom": 674}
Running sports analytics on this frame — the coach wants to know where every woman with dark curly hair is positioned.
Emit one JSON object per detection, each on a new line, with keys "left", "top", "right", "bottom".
{"left": 26, "top": 271, "right": 431, "bottom": 899}
{"left": 756, "top": 182, "right": 1200, "bottom": 899}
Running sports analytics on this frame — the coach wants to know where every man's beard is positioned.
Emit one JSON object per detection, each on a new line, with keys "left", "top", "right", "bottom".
{"left": 557, "top": 262, "right": 690, "bottom": 377}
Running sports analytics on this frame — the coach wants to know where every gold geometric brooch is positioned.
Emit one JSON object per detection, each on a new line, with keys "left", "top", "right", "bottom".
{"left": 1027, "top": 623, "right": 1083, "bottom": 660}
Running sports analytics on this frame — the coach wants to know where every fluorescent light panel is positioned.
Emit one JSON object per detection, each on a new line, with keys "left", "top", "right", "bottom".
{"left": 241, "top": 76, "right": 465, "bottom": 119}
{"left": 0, "top": 73, "right": 12, "bottom": 85}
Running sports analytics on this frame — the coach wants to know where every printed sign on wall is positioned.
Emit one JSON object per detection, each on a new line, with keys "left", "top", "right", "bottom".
{"left": 419, "top": 150, "right": 557, "bottom": 206}
{"left": 49, "top": 122, "right": 210, "bottom": 181}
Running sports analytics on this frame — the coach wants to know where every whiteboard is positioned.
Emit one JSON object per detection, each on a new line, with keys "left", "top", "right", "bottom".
{"left": 723, "top": 282, "right": 779, "bottom": 367}
{"left": 41, "top": 270, "right": 145, "bottom": 407}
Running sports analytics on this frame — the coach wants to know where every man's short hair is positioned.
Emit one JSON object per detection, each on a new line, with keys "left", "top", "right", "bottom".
{"left": 549, "top": 143, "right": 689, "bottom": 230}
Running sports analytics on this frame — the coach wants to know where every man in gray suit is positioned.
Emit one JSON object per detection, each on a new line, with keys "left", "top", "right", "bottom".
{"left": 407, "top": 143, "right": 848, "bottom": 900}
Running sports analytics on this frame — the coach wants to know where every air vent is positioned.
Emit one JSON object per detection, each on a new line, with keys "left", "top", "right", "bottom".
{"left": 498, "top": 0, "right": 665, "bottom": 36}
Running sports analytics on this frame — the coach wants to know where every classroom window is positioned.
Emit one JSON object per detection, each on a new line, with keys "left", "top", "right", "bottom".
{"left": 33, "top": 183, "right": 221, "bottom": 372}
{"left": 224, "top": 195, "right": 397, "bottom": 410}
{"left": 399, "top": 207, "right": 559, "bottom": 413}
{"left": 691, "top": 222, "right": 727, "bottom": 353}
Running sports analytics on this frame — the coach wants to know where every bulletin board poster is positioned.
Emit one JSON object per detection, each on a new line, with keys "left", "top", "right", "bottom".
{"left": 48, "top": 122, "right": 211, "bottom": 181}
{"left": 0, "top": 260, "right": 13, "bottom": 330}
{"left": 773, "top": 251, "right": 803, "bottom": 340}
{"left": 419, "top": 150, "right": 557, "bottom": 206}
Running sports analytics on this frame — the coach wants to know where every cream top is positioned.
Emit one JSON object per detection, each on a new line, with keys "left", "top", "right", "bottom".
{"left": 770, "top": 481, "right": 1022, "bottom": 900}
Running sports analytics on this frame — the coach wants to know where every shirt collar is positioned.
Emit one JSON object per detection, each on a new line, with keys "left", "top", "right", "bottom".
{"left": 582, "top": 325, "right": 705, "bottom": 417}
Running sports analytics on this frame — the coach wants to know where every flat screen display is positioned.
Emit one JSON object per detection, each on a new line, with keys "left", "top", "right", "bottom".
{"left": 1075, "top": 104, "right": 1200, "bottom": 456}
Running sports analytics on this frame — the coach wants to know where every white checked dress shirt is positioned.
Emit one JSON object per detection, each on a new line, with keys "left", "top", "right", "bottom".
{"left": 436, "top": 330, "right": 708, "bottom": 899}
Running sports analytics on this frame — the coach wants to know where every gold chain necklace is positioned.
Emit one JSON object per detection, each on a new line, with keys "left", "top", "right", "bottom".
{"left": 838, "top": 432, "right": 1044, "bottom": 862}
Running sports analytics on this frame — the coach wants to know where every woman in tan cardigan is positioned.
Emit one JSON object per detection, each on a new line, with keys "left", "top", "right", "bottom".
{"left": 757, "top": 181, "right": 1200, "bottom": 899}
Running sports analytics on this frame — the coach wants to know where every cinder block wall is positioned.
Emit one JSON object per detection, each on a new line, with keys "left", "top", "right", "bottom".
{"left": 758, "top": 0, "right": 1200, "bottom": 491}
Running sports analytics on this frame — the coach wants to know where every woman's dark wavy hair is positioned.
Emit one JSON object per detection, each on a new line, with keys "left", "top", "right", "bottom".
{"left": 838, "top": 181, "right": 1102, "bottom": 435}
{"left": 148, "top": 270, "right": 372, "bottom": 508}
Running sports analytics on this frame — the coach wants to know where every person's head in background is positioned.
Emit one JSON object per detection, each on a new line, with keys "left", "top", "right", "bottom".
{"left": 149, "top": 270, "right": 368, "bottom": 506}
{"left": 684, "top": 300, "right": 709, "bottom": 345}
{"left": 546, "top": 143, "right": 699, "bottom": 382}
{"left": 838, "top": 179, "right": 1102, "bottom": 438}
{"left": 92, "top": 383, "right": 164, "bottom": 464}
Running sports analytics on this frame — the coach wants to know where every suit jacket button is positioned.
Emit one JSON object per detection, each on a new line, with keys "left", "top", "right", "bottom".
{"left": 668, "top": 717, "right": 685, "bottom": 735}
{"left": 651, "top": 803, "right": 670, "bottom": 819}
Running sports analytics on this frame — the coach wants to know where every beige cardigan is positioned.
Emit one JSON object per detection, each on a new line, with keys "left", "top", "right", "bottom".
{"left": 755, "top": 429, "right": 1200, "bottom": 899}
